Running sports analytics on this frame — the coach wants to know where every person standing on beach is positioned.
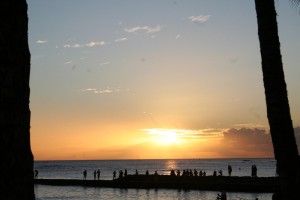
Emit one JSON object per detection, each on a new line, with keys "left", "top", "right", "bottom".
{"left": 93, "top": 170, "right": 96, "bottom": 180}
{"left": 34, "top": 170, "right": 38, "bottom": 179}
{"left": 119, "top": 170, "right": 123, "bottom": 179}
{"left": 253, "top": 164, "right": 257, "bottom": 177}
{"left": 251, "top": 164, "right": 257, "bottom": 177}
{"left": 83, "top": 170, "right": 87, "bottom": 180}
{"left": 228, "top": 165, "right": 232, "bottom": 176}
{"left": 113, "top": 170, "right": 116, "bottom": 180}
{"left": 97, "top": 169, "right": 100, "bottom": 180}
{"left": 216, "top": 191, "right": 227, "bottom": 200}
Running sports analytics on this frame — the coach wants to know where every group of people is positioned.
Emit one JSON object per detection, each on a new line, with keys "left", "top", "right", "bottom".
{"left": 83, "top": 169, "right": 101, "bottom": 180}
{"left": 85, "top": 168, "right": 229, "bottom": 180}
{"left": 213, "top": 170, "right": 223, "bottom": 177}
{"left": 113, "top": 169, "right": 128, "bottom": 179}
{"left": 93, "top": 169, "right": 101, "bottom": 180}
{"left": 214, "top": 164, "right": 258, "bottom": 177}
{"left": 170, "top": 169, "right": 207, "bottom": 177}
{"left": 38, "top": 163, "right": 258, "bottom": 181}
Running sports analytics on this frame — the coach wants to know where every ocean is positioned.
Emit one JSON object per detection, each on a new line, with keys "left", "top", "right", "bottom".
{"left": 34, "top": 158, "right": 276, "bottom": 200}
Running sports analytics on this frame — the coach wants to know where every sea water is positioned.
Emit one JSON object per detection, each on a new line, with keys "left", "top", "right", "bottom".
{"left": 34, "top": 158, "right": 275, "bottom": 200}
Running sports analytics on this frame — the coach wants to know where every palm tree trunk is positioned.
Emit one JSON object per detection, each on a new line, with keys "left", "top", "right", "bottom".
{"left": 254, "top": 0, "right": 299, "bottom": 199}
{"left": 0, "top": 0, "right": 35, "bottom": 199}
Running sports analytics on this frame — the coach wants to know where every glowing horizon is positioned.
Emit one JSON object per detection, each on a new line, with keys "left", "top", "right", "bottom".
{"left": 28, "top": 1, "right": 300, "bottom": 160}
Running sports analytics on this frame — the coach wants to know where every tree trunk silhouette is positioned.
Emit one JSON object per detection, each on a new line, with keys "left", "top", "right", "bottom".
{"left": 0, "top": 0, "right": 34, "bottom": 199}
{"left": 255, "top": 1, "right": 299, "bottom": 199}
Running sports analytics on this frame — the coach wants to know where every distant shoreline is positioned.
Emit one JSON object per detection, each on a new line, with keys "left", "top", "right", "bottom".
{"left": 35, "top": 175, "right": 278, "bottom": 193}
{"left": 34, "top": 158, "right": 275, "bottom": 162}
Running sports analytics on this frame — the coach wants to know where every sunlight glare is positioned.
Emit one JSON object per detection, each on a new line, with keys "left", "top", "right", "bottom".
{"left": 143, "top": 129, "right": 183, "bottom": 145}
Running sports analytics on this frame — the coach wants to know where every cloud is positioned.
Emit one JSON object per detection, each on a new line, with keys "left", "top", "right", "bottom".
{"left": 220, "top": 128, "right": 273, "bottom": 157}
{"left": 115, "top": 37, "right": 128, "bottom": 43}
{"left": 125, "top": 25, "right": 162, "bottom": 34}
{"left": 216, "top": 127, "right": 300, "bottom": 158}
{"left": 64, "top": 44, "right": 80, "bottom": 48}
{"left": 64, "top": 41, "right": 106, "bottom": 48}
{"left": 36, "top": 40, "right": 47, "bottom": 44}
{"left": 85, "top": 41, "right": 105, "bottom": 47}
{"left": 223, "top": 128, "right": 269, "bottom": 143}
{"left": 100, "top": 61, "right": 110, "bottom": 66}
{"left": 63, "top": 127, "right": 300, "bottom": 160}
{"left": 188, "top": 15, "right": 211, "bottom": 24}
{"left": 141, "top": 128, "right": 223, "bottom": 141}
{"left": 175, "top": 34, "right": 181, "bottom": 39}
{"left": 64, "top": 60, "right": 73, "bottom": 65}
{"left": 80, "top": 87, "right": 129, "bottom": 94}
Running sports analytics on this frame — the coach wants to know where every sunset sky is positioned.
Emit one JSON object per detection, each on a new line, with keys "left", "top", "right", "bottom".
{"left": 28, "top": 0, "right": 300, "bottom": 160}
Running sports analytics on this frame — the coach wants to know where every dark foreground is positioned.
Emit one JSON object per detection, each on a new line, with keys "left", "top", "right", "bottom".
{"left": 35, "top": 175, "right": 279, "bottom": 192}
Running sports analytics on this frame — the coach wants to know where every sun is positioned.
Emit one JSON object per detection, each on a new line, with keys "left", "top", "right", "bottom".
{"left": 143, "top": 129, "right": 182, "bottom": 145}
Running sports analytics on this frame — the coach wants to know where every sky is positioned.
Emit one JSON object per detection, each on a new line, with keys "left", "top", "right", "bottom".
{"left": 27, "top": 0, "right": 300, "bottom": 160}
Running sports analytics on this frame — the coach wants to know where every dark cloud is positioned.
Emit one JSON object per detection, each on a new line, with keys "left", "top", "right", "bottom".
{"left": 220, "top": 128, "right": 273, "bottom": 157}
{"left": 223, "top": 128, "right": 269, "bottom": 144}
{"left": 218, "top": 127, "right": 300, "bottom": 158}
{"left": 202, "top": 129, "right": 222, "bottom": 133}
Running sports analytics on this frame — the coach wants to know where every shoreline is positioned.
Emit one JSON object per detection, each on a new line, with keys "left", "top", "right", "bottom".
{"left": 35, "top": 175, "right": 278, "bottom": 193}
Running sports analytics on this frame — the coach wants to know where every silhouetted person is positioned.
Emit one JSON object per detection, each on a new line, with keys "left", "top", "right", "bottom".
{"left": 176, "top": 170, "right": 181, "bottom": 176}
{"left": 97, "top": 169, "right": 100, "bottom": 180}
{"left": 154, "top": 170, "right": 158, "bottom": 176}
{"left": 228, "top": 165, "right": 232, "bottom": 176}
{"left": 251, "top": 164, "right": 257, "bottom": 177}
{"left": 135, "top": 169, "right": 139, "bottom": 175}
{"left": 119, "top": 170, "right": 123, "bottom": 179}
{"left": 93, "top": 170, "right": 97, "bottom": 180}
{"left": 218, "top": 170, "right": 223, "bottom": 176}
{"left": 34, "top": 170, "right": 38, "bottom": 179}
{"left": 170, "top": 169, "right": 176, "bottom": 176}
{"left": 83, "top": 170, "right": 87, "bottom": 180}
{"left": 203, "top": 171, "right": 206, "bottom": 176}
{"left": 194, "top": 169, "right": 198, "bottom": 177}
{"left": 189, "top": 170, "right": 193, "bottom": 177}
{"left": 253, "top": 164, "right": 257, "bottom": 177}
{"left": 113, "top": 171, "right": 116, "bottom": 180}
{"left": 146, "top": 170, "right": 149, "bottom": 176}
{"left": 213, "top": 170, "right": 217, "bottom": 177}
{"left": 124, "top": 169, "right": 127, "bottom": 177}
{"left": 217, "top": 191, "right": 227, "bottom": 200}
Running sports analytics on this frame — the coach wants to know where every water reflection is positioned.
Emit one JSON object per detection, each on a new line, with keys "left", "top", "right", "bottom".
{"left": 163, "top": 160, "right": 177, "bottom": 175}
{"left": 35, "top": 185, "right": 272, "bottom": 200}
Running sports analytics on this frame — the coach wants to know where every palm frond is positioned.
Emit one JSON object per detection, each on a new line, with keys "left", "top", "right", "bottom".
{"left": 290, "top": 0, "right": 300, "bottom": 13}
{"left": 290, "top": 0, "right": 300, "bottom": 7}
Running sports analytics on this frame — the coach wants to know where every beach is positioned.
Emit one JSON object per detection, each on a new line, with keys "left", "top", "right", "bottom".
{"left": 34, "top": 158, "right": 276, "bottom": 199}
